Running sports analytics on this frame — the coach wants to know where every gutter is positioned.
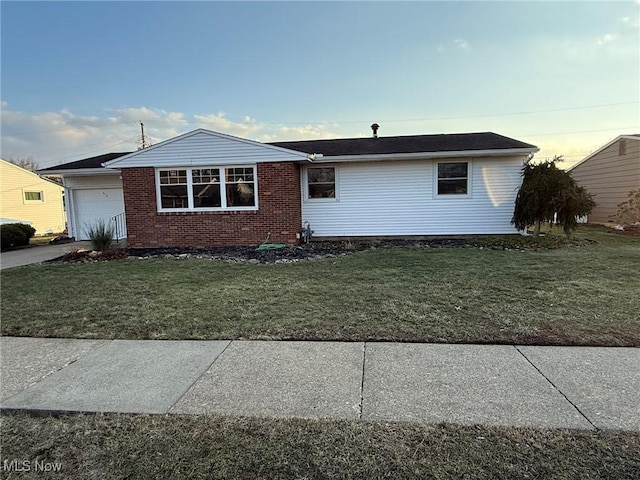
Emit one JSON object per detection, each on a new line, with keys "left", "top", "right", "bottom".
{"left": 299, "top": 147, "right": 539, "bottom": 164}
{"left": 36, "top": 168, "right": 121, "bottom": 176}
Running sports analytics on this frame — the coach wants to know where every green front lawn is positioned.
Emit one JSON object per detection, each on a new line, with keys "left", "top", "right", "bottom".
{"left": 1, "top": 227, "right": 638, "bottom": 345}
{"left": 2, "top": 413, "right": 638, "bottom": 480}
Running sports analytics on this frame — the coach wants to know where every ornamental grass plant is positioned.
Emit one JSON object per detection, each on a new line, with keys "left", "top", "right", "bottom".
{"left": 86, "top": 219, "right": 114, "bottom": 252}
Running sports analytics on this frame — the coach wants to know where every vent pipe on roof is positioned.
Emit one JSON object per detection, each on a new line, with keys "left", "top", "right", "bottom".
{"left": 371, "top": 123, "right": 380, "bottom": 138}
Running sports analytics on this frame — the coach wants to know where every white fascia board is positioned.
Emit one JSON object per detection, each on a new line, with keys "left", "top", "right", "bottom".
{"left": 302, "top": 147, "right": 538, "bottom": 164}
{"left": 104, "top": 156, "right": 306, "bottom": 168}
{"left": 568, "top": 134, "right": 640, "bottom": 172}
{"left": 37, "top": 168, "right": 121, "bottom": 177}
{"left": 103, "top": 128, "right": 309, "bottom": 169}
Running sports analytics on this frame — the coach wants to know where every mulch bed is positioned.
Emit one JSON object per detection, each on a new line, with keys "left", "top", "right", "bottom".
{"left": 610, "top": 225, "right": 640, "bottom": 236}
{"left": 49, "top": 236, "right": 598, "bottom": 265}
{"left": 53, "top": 239, "right": 467, "bottom": 265}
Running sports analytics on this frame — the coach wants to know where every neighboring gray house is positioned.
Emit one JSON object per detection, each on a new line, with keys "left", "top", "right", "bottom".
{"left": 569, "top": 134, "right": 640, "bottom": 224}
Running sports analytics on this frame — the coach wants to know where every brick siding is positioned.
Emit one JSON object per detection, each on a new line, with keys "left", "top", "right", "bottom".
{"left": 122, "top": 163, "right": 302, "bottom": 247}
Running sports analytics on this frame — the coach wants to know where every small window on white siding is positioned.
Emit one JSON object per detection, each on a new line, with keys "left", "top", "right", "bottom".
{"left": 436, "top": 162, "right": 469, "bottom": 195}
{"left": 307, "top": 167, "right": 336, "bottom": 200}
{"left": 24, "top": 191, "right": 44, "bottom": 203}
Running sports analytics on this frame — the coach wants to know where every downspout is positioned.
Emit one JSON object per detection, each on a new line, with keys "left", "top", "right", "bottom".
{"left": 61, "top": 177, "right": 76, "bottom": 240}
{"left": 298, "top": 153, "right": 318, "bottom": 240}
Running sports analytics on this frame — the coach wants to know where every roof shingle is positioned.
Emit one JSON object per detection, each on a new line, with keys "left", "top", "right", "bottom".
{"left": 41, "top": 131, "right": 537, "bottom": 171}
{"left": 269, "top": 132, "right": 536, "bottom": 156}
{"left": 39, "top": 152, "right": 132, "bottom": 171}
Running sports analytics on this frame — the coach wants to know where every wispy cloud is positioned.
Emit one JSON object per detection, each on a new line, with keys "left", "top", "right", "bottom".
{"left": 436, "top": 38, "right": 469, "bottom": 53}
{"left": 261, "top": 125, "right": 341, "bottom": 143}
{"left": 193, "top": 112, "right": 263, "bottom": 138}
{"left": 453, "top": 38, "right": 469, "bottom": 49}
{"left": 597, "top": 33, "right": 616, "bottom": 45}
{"left": 0, "top": 104, "right": 341, "bottom": 167}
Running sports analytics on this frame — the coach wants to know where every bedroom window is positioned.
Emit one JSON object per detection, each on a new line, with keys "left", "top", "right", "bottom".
{"left": 157, "top": 166, "right": 257, "bottom": 212}
{"left": 307, "top": 167, "right": 336, "bottom": 199}
{"left": 23, "top": 190, "right": 44, "bottom": 203}
{"left": 436, "top": 162, "right": 468, "bottom": 195}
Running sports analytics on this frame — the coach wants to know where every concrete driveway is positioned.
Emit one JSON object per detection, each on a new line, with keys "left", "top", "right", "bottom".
{"left": 0, "top": 241, "right": 92, "bottom": 270}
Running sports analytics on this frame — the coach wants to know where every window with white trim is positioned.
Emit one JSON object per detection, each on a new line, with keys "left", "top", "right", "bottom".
{"left": 306, "top": 167, "right": 336, "bottom": 200}
{"left": 436, "top": 162, "right": 469, "bottom": 195}
{"left": 192, "top": 169, "right": 221, "bottom": 208}
{"left": 157, "top": 166, "right": 257, "bottom": 211}
{"left": 23, "top": 190, "right": 44, "bottom": 203}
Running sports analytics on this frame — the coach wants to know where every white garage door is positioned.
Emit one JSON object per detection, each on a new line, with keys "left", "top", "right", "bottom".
{"left": 74, "top": 188, "right": 126, "bottom": 240}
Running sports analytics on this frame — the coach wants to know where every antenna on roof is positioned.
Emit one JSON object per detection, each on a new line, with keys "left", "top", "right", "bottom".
{"left": 371, "top": 123, "right": 380, "bottom": 138}
{"left": 139, "top": 122, "right": 148, "bottom": 150}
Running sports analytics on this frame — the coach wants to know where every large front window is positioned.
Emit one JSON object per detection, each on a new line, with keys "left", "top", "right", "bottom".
{"left": 157, "top": 166, "right": 257, "bottom": 211}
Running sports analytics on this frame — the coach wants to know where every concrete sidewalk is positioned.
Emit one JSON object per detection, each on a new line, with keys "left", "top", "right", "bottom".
{"left": 0, "top": 241, "right": 92, "bottom": 270}
{"left": 1, "top": 337, "right": 638, "bottom": 430}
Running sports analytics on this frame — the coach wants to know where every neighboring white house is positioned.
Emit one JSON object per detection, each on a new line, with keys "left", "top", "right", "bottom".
{"left": 0, "top": 159, "right": 66, "bottom": 235}
{"left": 39, "top": 153, "right": 130, "bottom": 241}
{"left": 568, "top": 134, "right": 640, "bottom": 224}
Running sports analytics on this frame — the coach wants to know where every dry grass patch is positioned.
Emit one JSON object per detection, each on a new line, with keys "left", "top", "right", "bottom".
{"left": 2, "top": 413, "right": 639, "bottom": 479}
{"left": 1, "top": 226, "right": 638, "bottom": 345}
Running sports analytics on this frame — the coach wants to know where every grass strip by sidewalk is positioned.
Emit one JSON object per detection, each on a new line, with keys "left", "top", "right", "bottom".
{"left": 1, "top": 227, "right": 638, "bottom": 345}
{"left": 2, "top": 413, "right": 639, "bottom": 480}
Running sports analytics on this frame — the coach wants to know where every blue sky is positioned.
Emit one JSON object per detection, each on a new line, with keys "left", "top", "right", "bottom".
{"left": 1, "top": 1, "right": 639, "bottom": 168}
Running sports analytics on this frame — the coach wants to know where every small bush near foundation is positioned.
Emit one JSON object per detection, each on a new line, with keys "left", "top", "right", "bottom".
{"left": 86, "top": 219, "right": 114, "bottom": 252}
{"left": 13, "top": 223, "right": 36, "bottom": 239}
{"left": 610, "top": 190, "right": 640, "bottom": 226}
{"left": 0, "top": 223, "right": 35, "bottom": 250}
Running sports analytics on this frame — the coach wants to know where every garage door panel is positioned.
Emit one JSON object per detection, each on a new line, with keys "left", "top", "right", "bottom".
{"left": 74, "top": 189, "right": 126, "bottom": 240}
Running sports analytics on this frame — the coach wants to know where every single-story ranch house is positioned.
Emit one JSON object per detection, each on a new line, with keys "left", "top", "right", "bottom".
{"left": 40, "top": 128, "right": 538, "bottom": 247}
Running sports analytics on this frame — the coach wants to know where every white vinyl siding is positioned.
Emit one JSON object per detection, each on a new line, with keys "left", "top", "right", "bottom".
{"left": 63, "top": 175, "right": 123, "bottom": 190}
{"left": 302, "top": 157, "right": 525, "bottom": 237}
{"left": 107, "top": 130, "right": 308, "bottom": 168}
